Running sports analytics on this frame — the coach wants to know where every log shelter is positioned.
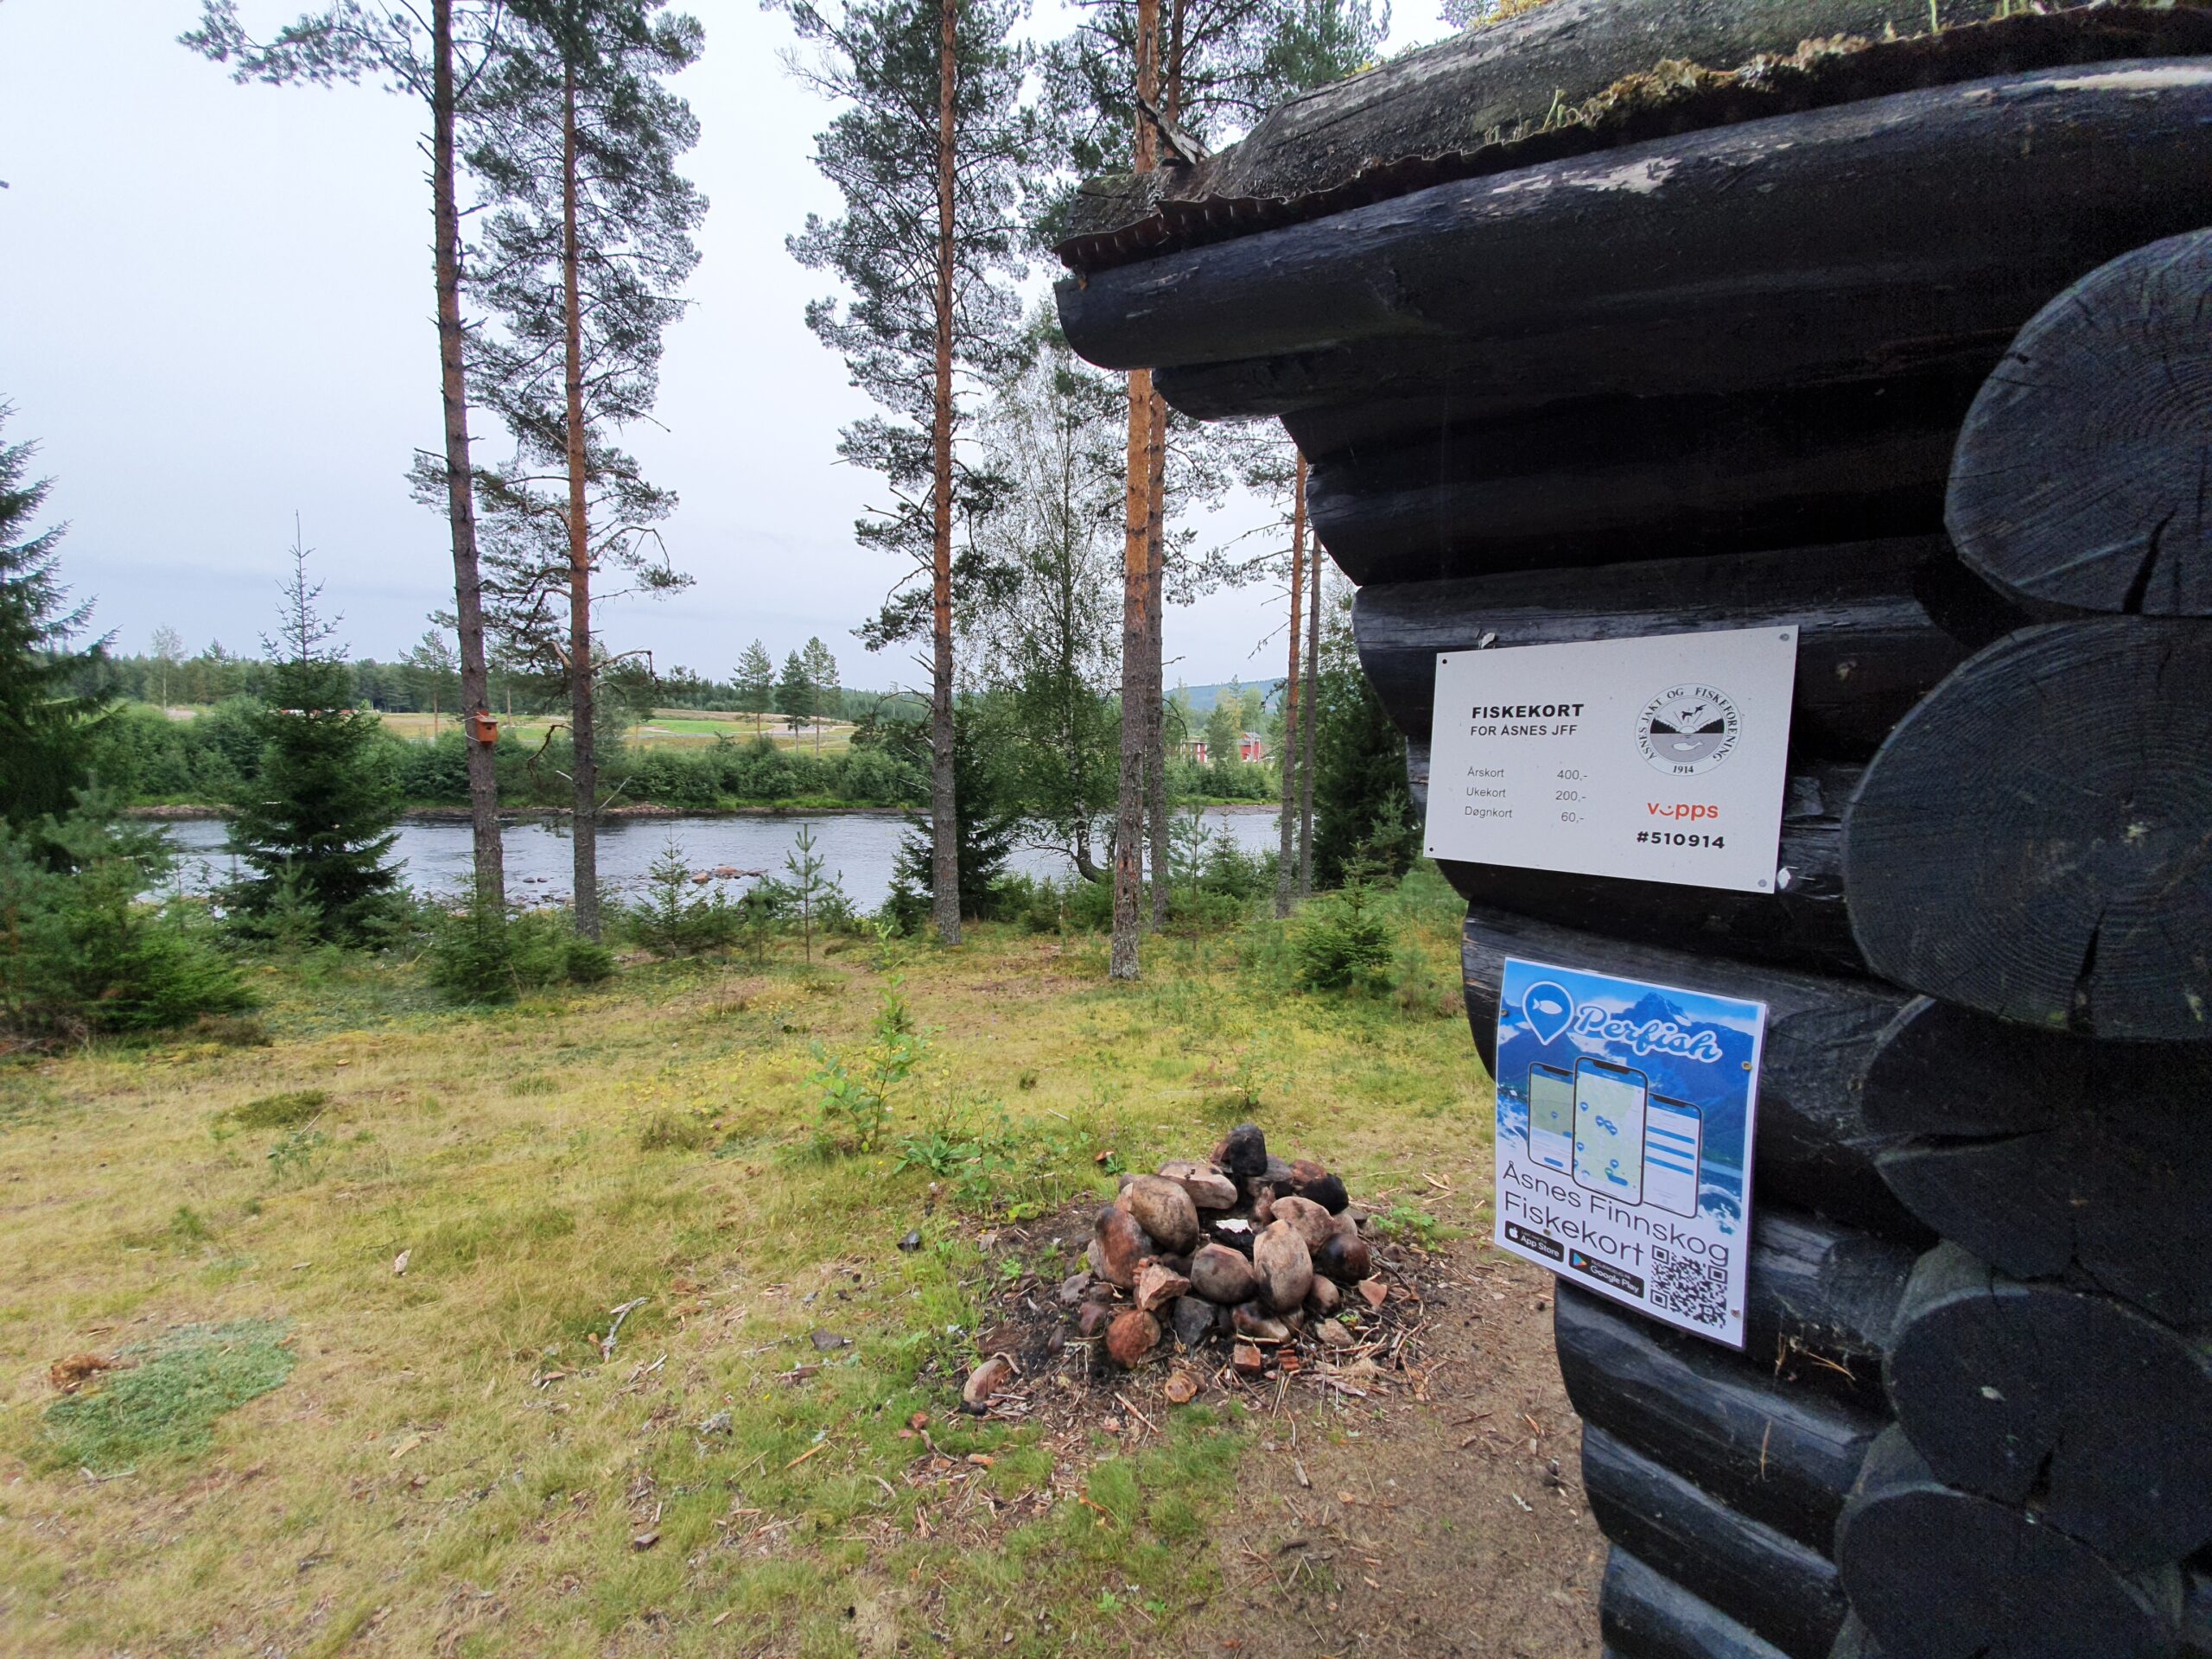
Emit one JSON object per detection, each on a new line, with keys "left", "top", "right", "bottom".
{"left": 1055, "top": 4, "right": 2212, "bottom": 1656}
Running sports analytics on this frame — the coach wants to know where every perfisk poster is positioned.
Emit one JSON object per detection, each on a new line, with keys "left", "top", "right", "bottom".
{"left": 1491, "top": 956, "right": 1765, "bottom": 1347}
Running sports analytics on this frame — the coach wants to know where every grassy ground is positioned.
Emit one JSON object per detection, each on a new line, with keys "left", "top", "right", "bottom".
{"left": 0, "top": 877, "right": 1516, "bottom": 1656}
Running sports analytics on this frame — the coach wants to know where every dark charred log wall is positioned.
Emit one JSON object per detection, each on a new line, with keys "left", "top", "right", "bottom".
{"left": 1057, "top": 15, "right": 2212, "bottom": 1656}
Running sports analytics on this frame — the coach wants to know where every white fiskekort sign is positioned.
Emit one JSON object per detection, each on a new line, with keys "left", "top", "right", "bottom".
{"left": 1423, "top": 627, "right": 1799, "bottom": 895}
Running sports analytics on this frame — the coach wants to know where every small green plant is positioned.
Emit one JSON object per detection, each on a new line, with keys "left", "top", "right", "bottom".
{"left": 897, "top": 1096, "right": 1097, "bottom": 1220}
{"left": 1371, "top": 1198, "right": 1445, "bottom": 1248}
{"left": 426, "top": 902, "right": 613, "bottom": 1002}
{"left": 893, "top": 1120, "right": 972, "bottom": 1178}
{"left": 265, "top": 1127, "right": 329, "bottom": 1182}
{"left": 628, "top": 838, "right": 742, "bottom": 957}
{"left": 1196, "top": 1035, "right": 1279, "bottom": 1111}
{"left": 243, "top": 861, "right": 325, "bottom": 955}
{"left": 226, "top": 1089, "right": 327, "bottom": 1130}
{"left": 734, "top": 881, "right": 786, "bottom": 965}
{"left": 40, "top": 1320, "right": 296, "bottom": 1471}
{"left": 779, "top": 823, "right": 850, "bottom": 963}
{"left": 563, "top": 936, "right": 616, "bottom": 983}
{"left": 1292, "top": 880, "right": 1395, "bottom": 992}
{"left": 810, "top": 980, "right": 927, "bottom": 1153}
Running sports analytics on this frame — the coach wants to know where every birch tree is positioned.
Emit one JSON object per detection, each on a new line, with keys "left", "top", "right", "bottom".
{"left": 963, "top": 319, "right": 1124, "bottom": 880}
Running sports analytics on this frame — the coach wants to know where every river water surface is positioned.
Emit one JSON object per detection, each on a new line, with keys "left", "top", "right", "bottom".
{"left": 162, "top": 808, "right": 1281, "bottom": 911}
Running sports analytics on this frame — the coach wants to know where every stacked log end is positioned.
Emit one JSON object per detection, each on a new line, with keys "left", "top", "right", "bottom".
{"left": 1438, "top": 175, "right": 2212, "bottom": 1659}
{"left": 1055, "top": 11, "right": 2212, "bottom": 1654}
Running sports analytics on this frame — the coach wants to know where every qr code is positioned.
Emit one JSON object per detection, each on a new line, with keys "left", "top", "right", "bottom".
{"left": 1650, "top": 1246, "right": 1727, "bottom": 1326}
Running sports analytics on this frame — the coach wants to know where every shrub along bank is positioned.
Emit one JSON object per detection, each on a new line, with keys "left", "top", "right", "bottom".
{"left": 92, "top": 706, "right": 932, "bottom": 812}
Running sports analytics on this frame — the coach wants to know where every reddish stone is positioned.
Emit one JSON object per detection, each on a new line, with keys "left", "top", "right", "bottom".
{"left": 1093, "top": 1205, "right": 1155, "bottom": 1289}
{"left": 962, "top": 1355, "right": 1014, "bottom": 1411}
{"left": 1157, "top": 1160, "right": 1239, "bottom": 1212}
{"left": 1270, "top": 1194, "right": 1336, "bottom": 1254}
{"left": 1253, "top": 1219, "right": 1314, "bottom": 1313}
{"left": 1231, "top": 1302, "right": 1290, "bottom": 1343}
{"left": 1105, "top": 1308, "right": 1160, "bottom": 1370}
{"left": 1190, "top": 1243, "right": 1263, "bottom": 1306}
{"left": 1135, "top": 1261, "right": 1192, "bottom": 1315}
{"left": 1122, "top": 1176, "right": 1201, "bottom": 1254}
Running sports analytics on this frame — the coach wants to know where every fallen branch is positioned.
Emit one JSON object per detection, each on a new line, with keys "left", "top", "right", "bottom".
{"left": 600, "top": 1297, "right": 648, "bottom": 1361}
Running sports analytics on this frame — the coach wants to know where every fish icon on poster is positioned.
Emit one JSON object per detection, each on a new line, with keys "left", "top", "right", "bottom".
{"left": 1492, "top": 956, "right": 1766, "bottom": 1348}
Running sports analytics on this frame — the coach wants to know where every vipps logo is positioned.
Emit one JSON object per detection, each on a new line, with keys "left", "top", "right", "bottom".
{"left": 1637, "top": 683, "right": 1740, "bottom": 776}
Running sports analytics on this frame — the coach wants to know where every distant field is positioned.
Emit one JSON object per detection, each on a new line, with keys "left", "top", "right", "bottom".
{"left": 373, "top": 708, "right": 856, "bottom": 753}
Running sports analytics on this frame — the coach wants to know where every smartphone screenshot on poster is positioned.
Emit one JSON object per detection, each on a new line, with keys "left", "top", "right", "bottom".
{"left": 1492, "top": 957, "right": 1765, "bottom": 1347}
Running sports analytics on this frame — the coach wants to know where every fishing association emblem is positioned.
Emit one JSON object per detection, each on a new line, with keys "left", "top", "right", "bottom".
{"left": 1637, "top": 683, "right": 1740, "bottom": 775}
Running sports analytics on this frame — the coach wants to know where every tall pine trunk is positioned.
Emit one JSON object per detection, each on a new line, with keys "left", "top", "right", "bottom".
{"left": 562, "top": 60, "right": 600, "bottom": 941}
{"left": 1111, "top": 375, "right": 1152, "bottom": 980}
{"left": 1109, "top": 0, "right": 1160, "bottom": 980}
{"left": 1144, "top": 19, "right": 1181, "bottom": 932}
{"left": 1144, "top": 385, "right": 1166, "bottom": 928}
{"left": 432, "top": 0, "right": 505, "bottom": 912}
{"left": 1298, "top": 526, "right": 1319, "bottom": 895}
{"left": 929, "top": 0, "right": 962, "bottom": 945}
{"left": 1274, "top": 452, "right": 1306, "bottom": 918}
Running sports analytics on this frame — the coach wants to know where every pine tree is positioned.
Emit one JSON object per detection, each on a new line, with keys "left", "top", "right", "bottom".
{"left": 229, "top": 529, "right": 403, "bottom": 942}
{"left": 801, "top": 635, "right": 840, "bottom": 753}
{"left": 465, "top": 0, "right": 705, "bottom": 941}
{"left": 185, "top": 0, "right": 513, "bottom": 908}
{"left": 1204, "top": 682, "right": 1244, "bottom": 765}
{"left": 887, "top": 709, "right": 1016, "bottom": 927}
{"left": 779, "top": 823, "right": 830, "bottom": 962}
{"left": 734, "top": 639, "right": 775, "bottom": 733}
{"left": 1309, "top": 576, "right": 1412, "bottom": 887}
{"left": 0, "top": 408, "right": 109, "bottom": 831}
{"left": 404, "top": 626, "right": 461, "bottom": 727}
{"left": 775, "top": 649, "right": 814, "bottom": 735}
{"left": 775, "top": 0, "right": 1041, "bottom": 944}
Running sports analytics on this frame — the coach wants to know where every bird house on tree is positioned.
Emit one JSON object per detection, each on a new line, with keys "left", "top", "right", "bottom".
{"left": 1058, "top": 3, "right": 2212, "bottom": 1656}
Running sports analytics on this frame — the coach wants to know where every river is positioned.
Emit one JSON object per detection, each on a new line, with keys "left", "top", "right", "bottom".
{"left": 159, "top": 807, "right": 1283, "bottom": 911}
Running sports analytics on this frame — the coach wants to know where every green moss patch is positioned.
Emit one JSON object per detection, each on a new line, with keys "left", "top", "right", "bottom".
{"left": 39, "top": 1319, "right": 296, "bottom": 1471}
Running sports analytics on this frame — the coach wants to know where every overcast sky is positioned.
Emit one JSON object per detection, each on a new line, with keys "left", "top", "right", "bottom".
{"left": 0, "top": 0, "right": 1449, "bottom": 694}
